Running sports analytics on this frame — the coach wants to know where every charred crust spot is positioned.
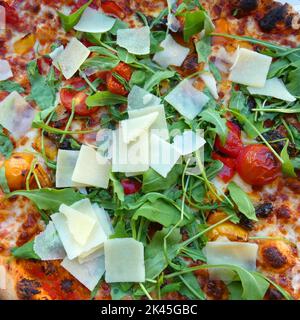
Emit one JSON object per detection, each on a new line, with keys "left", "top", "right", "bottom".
{"left": 231, "top": 0, "right": 258, "bottom": 17}
{"left": 255, "top": 203, "right": 273, "bottom": 218}
{"left": 17, "top": 279, "right": 41, "bottom": 300}
{"left": 262, "top": 246, "right": 287, "bottom": 269}
{"left": 261, "top": 130, "right": 285, "bottom": 153}
{"left": 259, "top": 4, "right": 289, "bottom": 32}
{"left": 42, "top": 262, "right": 57, "bottom": 276}
{"left": 206, "top": 280, "right": 227, "bottom": 300}
{"left": 239, "top": 215, "right": 255, "bottom": 230}
{"left": 182, "top": 54, "right": 199, "bottom": 75}
{"left": 60, "top": 279, "right": 74, "bottom": 293}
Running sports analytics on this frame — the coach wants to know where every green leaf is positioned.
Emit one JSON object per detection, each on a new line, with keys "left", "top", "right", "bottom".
{"left": 160, "top": 283, "right": 182, "bottom": 296}
{"left": 7, "top": 188, "right": 85, "bottom": 213}
{"left": 281, "top": 140, "right": 296, "bottom": 177}
{"left": 133, "top": 199, "right": 182, "bottom": 227}
{"left": 11, "top": 241, "right": 40, "bottom": 260}
{"left": 0, "top": 167, "right": 10, "bottom": 193}
{"left": 183, "top": 10, "right": 205, "bottom": 42}
{"left": 180, "top": 272, "right": 205, "bottom": 300}
{"left": 144, "top": 70, "right": 176, "bottom": 91}
{"left": 109, "top": 19, "right": 128, "bottom": 36}
{"left": 27, "top": 61, "right": 58, "bottom": 110}
{"left": 110, "top": 220, "right": 130, "bottom": 239}
{"left": 0, "top": 80, "right": 25, "bottom": 93}
{"left": 145, "top": 228, "right": 181, "bottom": 279}
{"left": 200, "top": 109, "right": 228, "bottom": 144}
{"left": 195, "top": 35, "right": 211, "bottom": 63}
{"left": 82, "top": 56, "right": 120, "bottom": 71}
{"left": 86, "top": 91, "right": 127, "bottom": 107}
{"left": 229, "top": 89, "right": 247, "bottom": 113}
{"left": 268, "top": 58, "right": 290, "bottom": 79}
{"left": 117, "top": 47, "right": 137, "bottom": 64}
{"left": 57, "top": 0, "right": 93, "bottom": 32}
{"left": 228, "top": 182, "right": 257, "bottom": 221}
{"left": 142, "top": 165, "right": 183, "bottom": 193}
{"left": 110, "top": 173, "right": 125, "bottom": 202}
{"left": 110, "top": 283, "right": 131, "bottom": 300}
{"left": 287, "top": 67, "right": 300, "bottom": 96}
{"left": 0, "top": 127, "right": 13, "bottom": 158}
{"left": 129, "top": 70, "right": 147, "bottom": 87}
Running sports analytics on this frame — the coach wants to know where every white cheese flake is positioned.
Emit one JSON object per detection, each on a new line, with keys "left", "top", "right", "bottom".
{"left": 150, "top": 134, "right": 181, "bottom": 178}
{"left": 33, "top": 221, "right": 66, "bottom": 261}
{"left": 200, "top": 65, "right": 219, "bottom": 99}
{"left": 128, "top": 86, "right": 161, "bottom": 110}
{"left": 153, "top": 34, "right": 189, "bottom": 68}
{"left": 72, "top": 145, "right": 111, "bottom": 189}
{"left": 0, "top": 91, "right": 36, "bottom": 139}
{"left": 112, "top": 129, "right": 150, "bottom": 173}
{"left": 61, "top": 255, "right": 105, "bottom": 291}
{"left": 229, "top": 48, "right": 272, "bottom": 88}
{"left": 247, "top": 77, "right": 296, "bottom": 102}
{"left": 117, "top": 27, "right": 150, "bottom": 55}
{"left": 55, "top": 38, "right": 90, "bottom": 80}
{"left": 104, "top": 238, "right": 145, "bottom": 283}
{"left": 74, "top": 7, "right": 115, "bottom": 33}
{"left": 204, "top": 241, "right": 258, "bottom": 281}
{"left": 0, "top": 265, "right": 6, "bottom": 290}
{"left": 173, "top": 130, "right": 206, "bottom": 156}
{"left": 0, "top": 60, "right": 13, "bottom": 81}
{"left": 165, "top": 79, "right": 209, "bottom": 120}
{"left": 120, "top": 112, "right": 159, "bottom": 144}
{"left": 128, "top": 105, "right": 169, "bottom": 140}
{"left": 56, "top": 150, "right": 86, "bottom": 188}
{"left": 60, "top": 204, "right": 96, "bottom": 246}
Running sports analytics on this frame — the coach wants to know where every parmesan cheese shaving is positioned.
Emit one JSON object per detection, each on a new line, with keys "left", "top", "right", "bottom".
{"left": 117, "top": 27, "right": 150, "bottom": 55}
{"left": 0, "top": 60, "right": 13, "bottom": 81}
{"left": 0, "top": 266, "right": 6, "bottom": 290}
{"left": 128, "top": 86, "right": 161, "bottom": 110}
{"left": 173, "top": 130, "right": 206, "bottom": 156}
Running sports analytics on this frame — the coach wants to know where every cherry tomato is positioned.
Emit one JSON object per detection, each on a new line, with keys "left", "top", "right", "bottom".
{"left": 106, "top": 62, "right": 132, "bottom": 96}
{"left": 60, "top": 78, "right": 98, "bottom": 116}
{"left": 236, "top": 144, "right": 281, "bottom": 186}
{"left": 0, "top": 2, "right": 19, "bottom": 25}
{"left": 101, "top": 1, "right": 125, "bottom": 19}
{"left": 121, "top": 179, "right": 142, "bottom": 195}
{"left": 215, "top": 121, "right": 243, "bottom": 158}
{"left": 4, "top": 153, "right": 34, "bottom": 191}
{"left": 212, "top": 152, "right": 236, "bottom": 183}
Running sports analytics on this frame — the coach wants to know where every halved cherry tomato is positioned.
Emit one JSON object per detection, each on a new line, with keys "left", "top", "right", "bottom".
{"left": 106, "top": 62, "right": 132, "bottom": 96}
{"left": 4, "top": 153, "right": 34, "bottom": 191}
{"left": 101, "top": 1, "right": 125, "bottom": 19}
{"left": 215, "top": 121, "right": 243, "bottom": 158}
{"left": 121, "top": 179, "right": 142, "bottom": 195}
{"left": 60, "top": 78, "right": 98, "bottom": 116}
{"left": 236, "top": 144, "right": 281, "bottom": 186}
{"left": 0, "top": 2, "right": 19, "bottom": 25}
{"left": 212, "top": 152, "right": 236, "bottom": 183}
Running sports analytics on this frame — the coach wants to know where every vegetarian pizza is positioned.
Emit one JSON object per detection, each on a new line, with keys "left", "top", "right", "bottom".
{"left": 0, "top": 0, "right": 300, "bottom": 300}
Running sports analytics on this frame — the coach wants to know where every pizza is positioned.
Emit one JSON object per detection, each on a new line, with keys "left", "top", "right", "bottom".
{"left": 0, "top": 0, "right": 300, "bottom": 301}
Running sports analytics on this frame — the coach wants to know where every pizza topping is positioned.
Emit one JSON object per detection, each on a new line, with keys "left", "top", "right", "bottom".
{"left": 229, "top": 48, "right": 272, "bottom": 88}
{"left": 121, "top": 179, "right": 142, "bottom": 195}
{"left": 153, "top": 34, "right": 190, "bottom": 68}
{"left": 74, "top": 7, "right": 115, "bottom": 33}
{"left": 127, "top": 85, "right": 161, "bottom": 110}
{"left": 173, "top": 130, "right": 206, "bottom": 156}
{"left": 247, "top": 78, "right": 296, "bottom": 102}
{"left": 0, "top": 60, "right": 13, "bottom": 81}
{"left": 0, "top": 265, "right": 6, "bottom": 290}
{"left": 116, "top": 26, "right": 150, "bottom": 55}
{"left": 104, "top": 238, "right": 145, "bottom": 283}
{"left": 165, "top": 79, "right": 210, "bottom": 120}
{"left": 0, "top": 91, "right": 36, "bottom": 139}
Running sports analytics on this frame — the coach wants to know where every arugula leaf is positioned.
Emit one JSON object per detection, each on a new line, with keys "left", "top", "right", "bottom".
{"left": 229, "top": 89, "right": 247, "bottom": 112}
{"left": 57, "top": 0, "right": 92, "bottom": 32}
{"left": 7, "top": 188, "right": 85, "bottom": 213}
{"left": 228, "top": 182, "right": 257, "bottom": 221}
{"left": 0, "top": 127, "right": 13, "bottom": 158}
{"left": 0, "top": 80, "right": 25, "bottom": 93}
{"left": 27, "top": 61, "right": 58, "bottom": 110}
{"left": 82, "top": 56, "right": 120, "bottom": 71}
{"left": 183, "top": 10, "right": 205, "bottom": 42}
{"left": 117, "top": 47, "right": 137, "bottom": 64}
{"left": 133, "top": 199, "right": 183, "bottom": 227}
{"left": 144, "top": 70, "right": 176, "bottom": 91}
{"left": 11, "top": 241, "right": 40, "bottom": 260}
{"left": 145, "top": 228, "right": 181, "bottom": 279}
{"left": 0, "top": 167, "right": 10, "bottom": 193}
{"left": 195, "top": 35, "right": 211, "bottom": 63}
{"left": 142, "top": 165, "right": 183, "bottom": 193}
{"left": 160, "top": 283, "right": 182, "bottom": 296}
{"left": 200, "top": 109, "right": 228, "bottom": 144}
{"left": 110, "top": 173, "right": 125, "bottom": 202}
{"left": 129, "top": 70, "right": 147, "bottom": 87}
{"left": 287, "top": 67, "right": 300, "bottom": 96}
{"left": 281, "top": 140, "right": 297, "bottom": 177}
{"left": 180, "top": 272, "right": 205, "bottom": 300}
{"left": 110, "top": 220, "right": 130, "bottom": 239}
{"left": 86, "top": 91, "right": 127, "bottom": 107}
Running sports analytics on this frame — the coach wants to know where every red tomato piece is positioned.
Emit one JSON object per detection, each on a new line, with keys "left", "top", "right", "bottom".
{"left": 1, "top": 2, "right": 19, "bottom": 25}
{"left": 212, "top": 152, "right": 236, "bottom": 183}
{"left": 215, "top": 121, "right": 243, "bottom": 158}
{"left": 113, "top": 62, "right": 132, "bottom": 82}
{"left": 60, "top": 78, "right": 98, "bottom": 116}
{"left": 236, "top": 144, "right": 281, "bottom": 186}
{"left": 106, "top": 62, "right": 132, "bottom": 96}
{"left": 101, "top": 1, "right": 125, "bottom": 19}
{"left": 121, "top": 179, "right": 142, "bottom": 195}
